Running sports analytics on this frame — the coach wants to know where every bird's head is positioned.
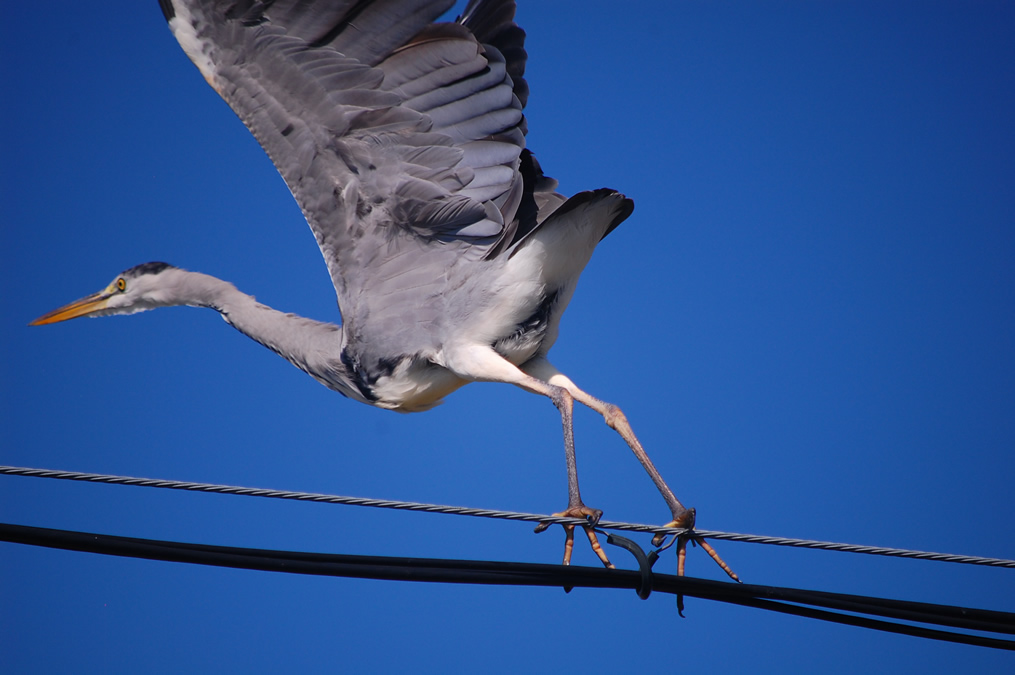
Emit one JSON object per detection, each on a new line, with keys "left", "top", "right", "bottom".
{"left": 30, "top": 262, "right": 180, "bottom": 325}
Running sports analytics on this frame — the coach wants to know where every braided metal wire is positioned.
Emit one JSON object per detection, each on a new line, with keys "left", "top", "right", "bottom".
{"left": 2, "top": 464, "right": 1013, "bottom": 569}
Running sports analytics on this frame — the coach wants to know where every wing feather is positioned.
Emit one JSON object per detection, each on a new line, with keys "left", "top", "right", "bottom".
{"left": 162, "top": 0, "right": 566, "bottom": 341}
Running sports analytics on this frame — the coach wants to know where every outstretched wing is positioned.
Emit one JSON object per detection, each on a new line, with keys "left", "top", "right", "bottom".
{"left": 160, "top": 0, "right": 561, "bottom": 332}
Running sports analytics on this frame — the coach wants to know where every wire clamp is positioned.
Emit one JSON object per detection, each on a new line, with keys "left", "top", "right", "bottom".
{"left": 599, "top": 530, "right": 654, "bottom": 599}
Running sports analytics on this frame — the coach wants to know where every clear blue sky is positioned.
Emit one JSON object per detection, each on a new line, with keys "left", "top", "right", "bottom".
{"left": 2, "top": 1, "right": 1014, "bottom": 671}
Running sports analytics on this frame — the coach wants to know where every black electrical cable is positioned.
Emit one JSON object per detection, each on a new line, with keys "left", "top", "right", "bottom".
{"left": 2, "top": 523, "right": 1012, "bottom": 650}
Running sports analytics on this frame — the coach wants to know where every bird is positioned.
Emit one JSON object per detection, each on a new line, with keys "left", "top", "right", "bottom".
{"left": 31, "top": 0, "right": 735, "bottom": 579}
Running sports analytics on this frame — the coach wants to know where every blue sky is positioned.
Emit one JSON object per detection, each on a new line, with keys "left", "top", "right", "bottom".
{"left": 2, "top": 1, "right": 1013, "bottom": 671}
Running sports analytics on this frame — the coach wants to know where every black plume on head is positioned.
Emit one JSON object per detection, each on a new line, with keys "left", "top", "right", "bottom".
{"left": 120, "top": 262, "right": 175, "bottom": 278}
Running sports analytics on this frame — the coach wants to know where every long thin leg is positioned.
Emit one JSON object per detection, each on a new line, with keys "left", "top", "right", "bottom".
{"left": 522, "top": 357, "right": 738, "bottom": 581}
{"left": 443, "top": 346, "right": 612, "bottom": 568}
{"left": 522, "top": 358, "right": 687, "bottom": 518}
{"left": 530, "top": 385, "right": 613, "bottom": 568}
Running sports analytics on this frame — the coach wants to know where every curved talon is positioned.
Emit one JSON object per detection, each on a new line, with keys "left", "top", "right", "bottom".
{"left": 696, "top": 537, "right": 740, "bottom": 582}
{"left": 653, "top": 509, "right": 740, "bottom": 582}
{"left": 581, "top": 526, "right": 613, "bottom": 568}
{"left": 534, "top": 505, "right": 614, "bottom": 569}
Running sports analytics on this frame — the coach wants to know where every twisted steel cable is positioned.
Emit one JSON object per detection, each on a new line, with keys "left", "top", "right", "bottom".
{"left": 2, "top": 464, "right": 1013, "bottom": 569}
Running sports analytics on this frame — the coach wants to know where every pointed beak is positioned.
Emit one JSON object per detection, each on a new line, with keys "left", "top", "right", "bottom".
{"left": 29, "top": 291, "right": 112, "bottom": 326}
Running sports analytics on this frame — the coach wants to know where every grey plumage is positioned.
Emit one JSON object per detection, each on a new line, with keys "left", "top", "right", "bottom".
{"left": 34, "top": 0, "right": 737, "bottom": 576}
{"left": 157, "top": 0, "right": 632, "bottom": 410}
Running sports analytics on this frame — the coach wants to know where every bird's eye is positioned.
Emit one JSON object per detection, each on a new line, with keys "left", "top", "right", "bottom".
{"left": 116, "top": 278, "right": 127, "bottom": 292}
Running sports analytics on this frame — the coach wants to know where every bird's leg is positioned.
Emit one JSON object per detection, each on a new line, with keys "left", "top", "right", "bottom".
{"left": 569, "top": 390, "right": 737, "bottom": 580}
{"left": 522, "top": 358, "right": 739, "bottom": 581}
{"left": 572, "top": 391, "right": 737, "bottom": 579}
{"left": 443, "top": 346, "right": 611, "bottom": 568}
{"left": 531, "top": 385, "right": 614, "bottom": 568}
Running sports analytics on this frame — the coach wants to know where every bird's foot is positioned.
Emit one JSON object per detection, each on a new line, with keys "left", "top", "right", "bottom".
{"left": 652, "top": 508, "right": 740, "bottom": 582}
{"left": 535, "top": 503, "right": 614, "bottom": 569}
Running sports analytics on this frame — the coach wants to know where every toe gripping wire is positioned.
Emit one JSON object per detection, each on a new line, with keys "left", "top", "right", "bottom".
{"left": 4, "top": 465, "right": 1013, "bottom": 571}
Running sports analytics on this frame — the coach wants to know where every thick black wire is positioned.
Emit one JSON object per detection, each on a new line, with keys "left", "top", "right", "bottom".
{"left": 2, "top": 523, "right": 1012, "bottom": 650}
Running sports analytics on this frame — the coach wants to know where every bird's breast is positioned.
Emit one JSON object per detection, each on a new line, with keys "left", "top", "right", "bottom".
{"left": 354, "top": 353, "right": 467, "bottom": 413}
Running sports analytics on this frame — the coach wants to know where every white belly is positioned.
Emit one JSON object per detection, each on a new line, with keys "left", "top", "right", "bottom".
{"left": 370, "top": 359, "right": 468, "bottom": 412}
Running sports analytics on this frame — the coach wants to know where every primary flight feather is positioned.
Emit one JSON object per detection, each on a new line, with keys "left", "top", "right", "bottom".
{"left": 32, "top": 0, "right": 735, "bottom": 577}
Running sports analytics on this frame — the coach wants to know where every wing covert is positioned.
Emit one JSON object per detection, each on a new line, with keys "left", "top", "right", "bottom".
{"left": 161, "top": 0, "right": 556, "bottom": 331}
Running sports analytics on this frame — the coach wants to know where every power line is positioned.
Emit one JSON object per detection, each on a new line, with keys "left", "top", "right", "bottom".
{"left": 1, "top": 522, "right": 1013, "bottom": 650}
{"left": 2, "top": 464, "right": 1013, "bottom": 569}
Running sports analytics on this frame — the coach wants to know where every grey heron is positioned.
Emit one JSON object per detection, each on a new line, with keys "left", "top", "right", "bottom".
{"left": 31, "top": 0, "right": 735, "bottom": 578}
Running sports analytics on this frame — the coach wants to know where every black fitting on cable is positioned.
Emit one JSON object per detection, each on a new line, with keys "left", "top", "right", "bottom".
{"left": 601, "top": 531, "right": 653, "bottom": 599}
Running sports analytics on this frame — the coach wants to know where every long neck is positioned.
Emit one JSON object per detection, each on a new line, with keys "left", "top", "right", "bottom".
{"left": 167, "top": 269, "right": 363, "bottom": 401}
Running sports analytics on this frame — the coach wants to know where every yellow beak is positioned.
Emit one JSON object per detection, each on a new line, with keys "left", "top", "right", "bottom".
{"left": 29, "top": 291, "right": 112, "bottom": 326}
